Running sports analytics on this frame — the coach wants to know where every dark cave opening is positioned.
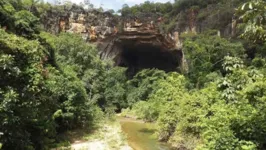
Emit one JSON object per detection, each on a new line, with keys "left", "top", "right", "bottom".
{"left": 118, "top": 44, "right": 182, "bottom": 77}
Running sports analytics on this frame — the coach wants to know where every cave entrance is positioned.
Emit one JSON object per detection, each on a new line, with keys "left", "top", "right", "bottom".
{"left": 118, "top": 43, "right": 182, "bottom": 77}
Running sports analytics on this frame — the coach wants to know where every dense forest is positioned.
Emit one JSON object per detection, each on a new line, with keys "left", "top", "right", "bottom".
{"left": 1, "top": 0, "right": 266, "bottom": 150}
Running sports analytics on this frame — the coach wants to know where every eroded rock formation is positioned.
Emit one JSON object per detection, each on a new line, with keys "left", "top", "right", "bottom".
{"left": 41, "top": 5, "right": 185, "bottom": 75}
{"left": 41, "top": 5, "right": 119, "bottom": 40}
{"left": 98, "top": 17, "right": 183, "bottom": 76}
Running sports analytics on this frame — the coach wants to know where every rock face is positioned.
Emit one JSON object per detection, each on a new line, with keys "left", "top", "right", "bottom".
{"left": 41, "top": 5, "right": 184, "bottom": 75}
{"left": 168, "top": 4, "right": 237, "bottom": 37}
{"left": 41, "top": 5, "right": 119, "bottom": 41}
{"left": 98, "top": 19, "right": 183, "bottom": 76}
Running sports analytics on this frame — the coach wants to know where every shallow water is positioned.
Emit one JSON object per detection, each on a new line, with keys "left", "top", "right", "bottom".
{"left": 119, "top": 117, "right": 171, "bottom": 150}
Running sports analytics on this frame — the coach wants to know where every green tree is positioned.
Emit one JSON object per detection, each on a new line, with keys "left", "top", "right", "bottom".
{"left": 21, "top": 0, "right": 40, "bottom": 11}
{"left": 182, "top": 32, "right": 245, "bottom": 87}
{"left": 0, "top": 29, "right": 55, "bottom": 150}
{"left": 13, "top": 10, "right": 40, "bottom": 37}
{"left": 120, "top": 4, "right": 131, "bottom": 16}
{"left": 107, "top": 9, "right": 115, "bottom": 14}
{"left": 126, "top": 69, "right": 166, "bottom": 106}
{"left": 237, "top": 0, "right": 266, "bottom": 43}
{"left": 0, "top": 0, "right": 16, "bottom": 29}
{"left": 40, "top": 32, "right": 105, "bottom": 130}
{"left": 102, "top": 67, "right": 127, "bottom": 110}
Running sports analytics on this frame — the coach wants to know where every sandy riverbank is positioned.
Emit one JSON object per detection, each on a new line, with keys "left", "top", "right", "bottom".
{"left": 70, "top": 120, "right": 132, "bottom": 150}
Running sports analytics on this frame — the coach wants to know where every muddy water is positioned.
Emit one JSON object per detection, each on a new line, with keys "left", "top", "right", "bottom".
{"left": 119, "top": 117, "right": 171, "bottom": 150}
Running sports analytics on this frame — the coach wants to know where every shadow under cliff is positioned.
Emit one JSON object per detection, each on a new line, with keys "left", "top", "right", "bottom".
{"left": 99, "top": 35, "right": 183, "bottom": 77}
{"left": 118, "top": 43, "right": 182, "bottom": 77}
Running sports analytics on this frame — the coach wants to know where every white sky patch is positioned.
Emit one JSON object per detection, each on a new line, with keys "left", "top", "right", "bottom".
{"left": 69, "top": 0, "right": 173, "bottom": 11}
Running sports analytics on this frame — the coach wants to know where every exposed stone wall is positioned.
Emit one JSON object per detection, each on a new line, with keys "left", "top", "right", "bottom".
{"left": 41, "top": 5, "right": 119, "bottom": 41}
{"left": 41, "top": 5, "right": 187, "bottom": 73}
{"left": 170, "top": 4, "right": 236, "bottom": 37}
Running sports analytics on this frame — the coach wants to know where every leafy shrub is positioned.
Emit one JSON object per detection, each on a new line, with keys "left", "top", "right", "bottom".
{"left": 126, "top": 69, "right": 167, "bottom": 106}
{"left": 14, "top": 10, "right": 40, "bottom": 37}
{"left": 101, "top": 67, "right": 128, "bottom": 110}
{"left": 0, "top": 29, "right": 105, "bottom": 149}
{"left": 182, "top": 34, "right": 245, "bottom": 87}
{"left": 131, "top": 101, "right": 159, "bottom": 122}
{"left": 0, "top": 29, "right": 55, "bottom": 149}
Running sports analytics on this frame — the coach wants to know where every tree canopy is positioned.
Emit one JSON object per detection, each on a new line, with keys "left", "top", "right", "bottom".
{"left": 1, "top": 0, "right": 266, "bottom": 149}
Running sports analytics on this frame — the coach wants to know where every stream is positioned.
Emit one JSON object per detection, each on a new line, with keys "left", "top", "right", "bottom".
{"left": 119, "top": 117, "right": 172, "bottom": 150}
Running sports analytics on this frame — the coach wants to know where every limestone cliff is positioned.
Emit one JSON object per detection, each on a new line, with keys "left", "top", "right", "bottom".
{"left": 41, "top": 5, "right": 119, "bottom": 40}
{"left": 41, "top": 5, "right": 185, "bottom": 75}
